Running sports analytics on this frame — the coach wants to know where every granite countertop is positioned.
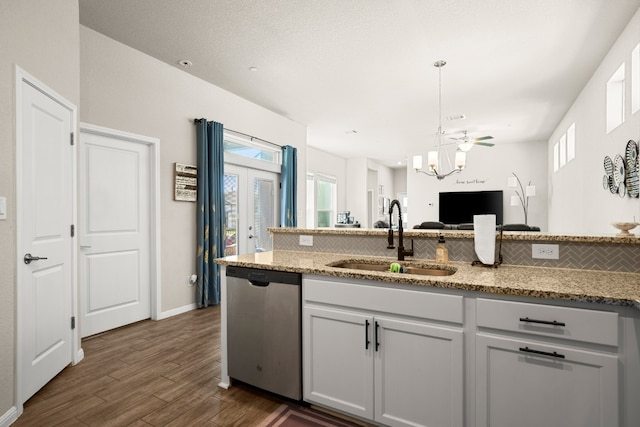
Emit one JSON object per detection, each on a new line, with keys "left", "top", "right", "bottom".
{"left": 215, "top": 250, "right": 640, "bottom": 309}
{"left": 269, "top": 227, "right": 640, "bottom": 244}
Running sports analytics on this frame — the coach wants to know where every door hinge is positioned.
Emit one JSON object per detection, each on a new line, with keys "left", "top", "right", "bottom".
{"left": 71, "top": 316, "right": 76, "bottom": 330}
{"left": 70, "top": 132, "right": 74, "bottom": 146}
{"left": 70, "top": 224, "right": 75, "bottom": 237}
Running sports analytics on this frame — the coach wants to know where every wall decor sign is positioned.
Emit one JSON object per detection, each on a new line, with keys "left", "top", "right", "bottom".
{"left": 455, "top": 178, "right": 488, "bottom": 185}
{"left": 603, "top": 140, "right": 639, "bottom": 198}
{"left": 174, "top": 163, "right": 197, "bottom": 202}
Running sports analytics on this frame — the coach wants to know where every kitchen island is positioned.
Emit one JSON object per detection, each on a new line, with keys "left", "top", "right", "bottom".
{"left": 216, "top": 238, "right": 640, "bottom": 427}
{"left": 216, "top": 250, "right": 640, "bottom": 308}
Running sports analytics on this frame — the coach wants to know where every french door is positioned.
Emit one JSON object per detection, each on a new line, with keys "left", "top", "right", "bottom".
{"left": 224, "top": 164, "right": 279, "bottom": 255}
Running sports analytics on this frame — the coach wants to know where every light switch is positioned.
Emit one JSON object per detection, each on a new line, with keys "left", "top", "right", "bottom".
{"left": 0, "top": 197, "right": 6, "bottom": 220}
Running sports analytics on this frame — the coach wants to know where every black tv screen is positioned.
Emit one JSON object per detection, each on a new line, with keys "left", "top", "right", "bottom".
{"left": 439, "top": 190, "right": 503, "bottom": 225}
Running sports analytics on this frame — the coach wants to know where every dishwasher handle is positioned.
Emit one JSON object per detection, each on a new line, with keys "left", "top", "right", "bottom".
{"left": 249, "top": 280, "right": 270, "bottom": 287}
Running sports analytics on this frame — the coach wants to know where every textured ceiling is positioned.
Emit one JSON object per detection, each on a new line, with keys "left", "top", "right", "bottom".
{"left": 79, "top": 0, "right": 640, "bottom": 167}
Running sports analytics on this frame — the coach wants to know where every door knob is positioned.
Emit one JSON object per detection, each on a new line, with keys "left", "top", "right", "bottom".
{"left": 24, "top": 253, "right": 48, "bottom": 264}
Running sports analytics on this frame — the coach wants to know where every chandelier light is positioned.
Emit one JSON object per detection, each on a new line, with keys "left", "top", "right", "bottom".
{"left": 413, "top": 60, "right": 466, "bottom": 180}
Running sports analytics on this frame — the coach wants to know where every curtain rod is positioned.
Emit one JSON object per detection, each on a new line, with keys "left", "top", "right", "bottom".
{"left": 225, "top": 128, "right": 282, "bottom": 149}
{"left": 193, "top": 119, "right": 282, "bottom": 149}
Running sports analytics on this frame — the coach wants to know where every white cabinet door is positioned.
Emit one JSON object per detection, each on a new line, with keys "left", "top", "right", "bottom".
{"left": 476, "top": 334, "right": 619, "bottom": 427}
{"left": 303, "top": 306, "right": 374, "bottom": 420}
{"left": 374, "top": 317, "right": 464, "bottom": 427}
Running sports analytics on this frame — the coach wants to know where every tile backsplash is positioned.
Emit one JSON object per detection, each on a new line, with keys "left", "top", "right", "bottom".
{"left": 273, "top": 232, "right": 640, "bottom": 273}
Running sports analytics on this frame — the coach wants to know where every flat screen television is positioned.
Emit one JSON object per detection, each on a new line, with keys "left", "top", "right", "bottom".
{"left": 439, "top": 190, "right": 503, "bottom": 225}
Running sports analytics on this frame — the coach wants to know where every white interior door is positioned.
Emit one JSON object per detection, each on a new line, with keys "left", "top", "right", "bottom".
{"left": 18, "top": 75, "right": 75, "bottom": 403}
{"left": 79, "top": 129, "right": 151, "bottom": 337}
{"left": 224, "top": 165, "right": 279, "bottom": 256}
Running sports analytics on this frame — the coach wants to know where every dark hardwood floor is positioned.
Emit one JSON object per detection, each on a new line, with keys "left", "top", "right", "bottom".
{"left": 14, "top": 306, "right": 285, "bottom": 426}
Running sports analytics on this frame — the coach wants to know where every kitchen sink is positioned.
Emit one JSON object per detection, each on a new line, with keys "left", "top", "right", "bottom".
{"left": 330, "top": 261, "right": 456, "bottom": 276}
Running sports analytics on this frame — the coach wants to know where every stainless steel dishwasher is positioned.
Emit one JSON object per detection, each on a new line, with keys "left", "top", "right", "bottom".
{"left": 226, "top": 266, "right": 302, "bottom": 400}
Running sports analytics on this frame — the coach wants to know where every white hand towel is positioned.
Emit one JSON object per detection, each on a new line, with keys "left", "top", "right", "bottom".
{"left": 474, "top": 214, "right": 496, "bottom": 265}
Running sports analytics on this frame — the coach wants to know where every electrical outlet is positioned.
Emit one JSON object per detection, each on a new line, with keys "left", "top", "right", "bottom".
{"left": 188, "top": 274, "right": 197, "bottom": 286}
{"left": 532, "top": 244, "right": 559, "bottom": 260}
{"left": 299, "top": 235, "right": 313, "bottom": 246}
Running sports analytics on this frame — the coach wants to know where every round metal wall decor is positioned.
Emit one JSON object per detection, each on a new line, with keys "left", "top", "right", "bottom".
{"left": 625, "top": 140, "right": 639, "bottom": 198}
{"left": 602, "top": 140, "right": 639, "bottom": 199}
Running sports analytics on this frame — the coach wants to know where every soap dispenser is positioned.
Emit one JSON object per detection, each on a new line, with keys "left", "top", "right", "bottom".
{"left": 435, "top": 235, "right": 448, "bottom": 263}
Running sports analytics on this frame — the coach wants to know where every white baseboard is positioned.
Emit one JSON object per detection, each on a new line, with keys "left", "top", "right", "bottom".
{"left": 0, "top": 406, "right": 18, "bottom": 427}
{"left": 157, "top": 303, "right": 196, "bottom": 320}
{"left": 74, "top": 348, "right": 85, "bottom": 365}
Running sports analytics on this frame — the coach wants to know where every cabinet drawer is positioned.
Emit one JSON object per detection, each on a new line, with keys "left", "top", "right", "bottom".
{"left": 476, "top": 298, "right": 618, "bottom": 347}
{"left": 304, "top": 277, "right": 464, "bottom": 324}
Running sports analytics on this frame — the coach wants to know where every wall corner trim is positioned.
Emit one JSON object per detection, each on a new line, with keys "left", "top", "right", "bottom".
{"left": 0, "top": 406, "right": 19, "bottom": 427}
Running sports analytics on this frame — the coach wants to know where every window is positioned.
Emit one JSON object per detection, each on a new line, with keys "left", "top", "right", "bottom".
{"left": 559, "top": 134, "right": 567, "bottom": 168}
{"left": 316, "top": 175, "right": 337, "bottom": 227}
{"left": 553, "top": 122, "right": 575, "bottom": 173}
{"left": 566, "top": 123, "right": 575, "bottom": 161}
{"left": 223, "top": 131, "right": 280, "bottom": 163}
{"left": 606, "top": 63, "right": 625, "bottom": 133}
{"left": 306, "top": 173, "right": 337, "bottom": 228}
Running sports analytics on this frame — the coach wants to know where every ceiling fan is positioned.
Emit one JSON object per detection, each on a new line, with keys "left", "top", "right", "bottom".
{"left": 448, "top": 130, "right": 494, "bottom": 151}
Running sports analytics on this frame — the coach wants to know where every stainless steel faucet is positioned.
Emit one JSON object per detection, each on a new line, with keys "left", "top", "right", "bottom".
{"left": 387, "top": 199, "right": 414, "bottom": 261}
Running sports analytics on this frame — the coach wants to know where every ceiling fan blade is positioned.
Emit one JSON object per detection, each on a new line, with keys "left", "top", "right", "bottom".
{"left": 472, "top": 136, "right": 494, "bottom": 142}
{"left": 473, "top": 141, "right": 495, "bottom": 147}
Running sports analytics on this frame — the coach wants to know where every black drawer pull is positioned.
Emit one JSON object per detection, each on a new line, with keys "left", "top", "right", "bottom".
{"left": 375, "top": 321, "right": 380, "bottom": 351}
{"left": 519, "top": 317, "right": 566, "bottom": 327}
{"left": 519, "top": 346, "right": 565, "bottom": 359}
{"left": 365, "top": 320, "right": 370, "bottom": 350}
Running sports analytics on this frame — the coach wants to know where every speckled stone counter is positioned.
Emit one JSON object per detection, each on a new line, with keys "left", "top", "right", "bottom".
{"left": 269, "top": 226, "right": 640, "bottom": 244}
{"left": 215, "top": 250, "right": 640, "bottom": 309}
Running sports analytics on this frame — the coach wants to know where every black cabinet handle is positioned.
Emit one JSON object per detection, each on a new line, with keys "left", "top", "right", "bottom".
{"left": 365, "top": 319, "right": 370, "bottom": 350}
{"left": 375, "top": 321, "right": 380, "bottom": 351}
{"left": 519, "top": 346, "right": 565, "bottom": 359}
{"left": 519, "top": 317, "right": 566, "bottom": 327}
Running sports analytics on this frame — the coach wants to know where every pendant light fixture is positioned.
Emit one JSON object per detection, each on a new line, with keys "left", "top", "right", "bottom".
{"left": 413, "top": 60, "right": 466, "bottom": 180}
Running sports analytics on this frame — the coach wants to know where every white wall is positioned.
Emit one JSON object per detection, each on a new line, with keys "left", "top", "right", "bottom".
{"left": 408, "top": 141, "right": 548, "bottom": 229}
{"left": 371, "top": 160, "right": 395, "bottom": 202}
{"left": 0, "top": 0, "right": 80, "bottom": 415}
{"left": 548, "top": 7, "right": 640, "bottom": 235}
{"left": 80, "top": 26, "right": 307, "bottom": 312}
{"left": 346, "top": 157, "right": 368, "bottom": 224}
{"left": 394, "top": 167, "right": 407, "bottom": 195}
{"left": 367, "top": 168, "right": 379, "bottom": 227}
{"left": 306, "top": 145, "right": 347, "bottom": 217}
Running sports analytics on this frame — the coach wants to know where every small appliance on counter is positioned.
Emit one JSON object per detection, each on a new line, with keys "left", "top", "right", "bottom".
{"left": 335, "top": 211, "right": 360, "bottom": 228}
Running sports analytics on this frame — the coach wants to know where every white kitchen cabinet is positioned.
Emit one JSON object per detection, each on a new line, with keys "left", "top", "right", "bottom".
{"left": 303, "top": 276, "right": 464, "bottom": 427}
{"left": 475, "top": 334, "right": 618, "bottom": 427}
{"left": 304, "top": 306, "right": 374, "bottom": 420}
{"left": 476, "top": 298, "right": 620, "bottom": 427}
{"left": 374, "top": 316, "right": 463, "bottom": 427}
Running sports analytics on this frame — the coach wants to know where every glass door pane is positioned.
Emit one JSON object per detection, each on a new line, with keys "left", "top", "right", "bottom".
{"left": 224, "top": 173, "right": 239, "bottom": 256}
{"left": 225, "top": 164, "right": 279, "bottom": 255}
{"left": 252, "top": 177, "right": 275, "bottom": 252}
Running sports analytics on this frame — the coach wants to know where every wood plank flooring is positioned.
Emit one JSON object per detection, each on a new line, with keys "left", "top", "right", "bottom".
{"left": 14, "top": 306, "right": 285, "bottom": 426}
